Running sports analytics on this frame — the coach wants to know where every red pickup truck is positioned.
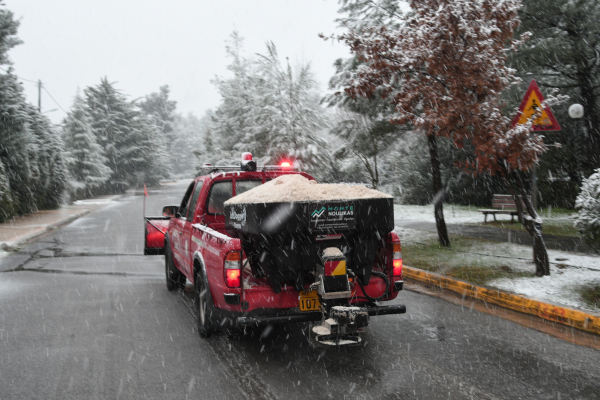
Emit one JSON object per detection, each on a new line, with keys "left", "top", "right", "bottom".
{"left": 144, "top": 154, "right": 405, "bottom": 346}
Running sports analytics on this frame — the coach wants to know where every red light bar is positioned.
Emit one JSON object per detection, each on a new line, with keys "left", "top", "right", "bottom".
{"left": 280, "top": 161, "right": 291, "bottom": 167}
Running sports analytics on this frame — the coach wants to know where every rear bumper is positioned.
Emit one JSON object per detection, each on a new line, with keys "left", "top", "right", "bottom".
{"left": 235, "top": 304, "right": 406, "bottom": 327}
{"left": 225, "top": 275, "right": 402, "bottom": 313}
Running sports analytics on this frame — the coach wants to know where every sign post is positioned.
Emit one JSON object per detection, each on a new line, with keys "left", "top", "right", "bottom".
{"left": 512, "top": 80, "right": 562, "bottom": 210}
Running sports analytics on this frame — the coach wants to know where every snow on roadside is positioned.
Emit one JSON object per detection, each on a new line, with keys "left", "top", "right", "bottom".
{"left": 491, "top": 265, "right": 600, "bottom": 312}
{"left": 73, "top": 199, "right": 114, "bottom": 205}
{"left": 395, "top": 225, "right": 600, "bottom": 312}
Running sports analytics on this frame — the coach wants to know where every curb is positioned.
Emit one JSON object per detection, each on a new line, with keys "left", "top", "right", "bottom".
{"left": 403, "top": 265, "right": 600, "bottom": 336}
{"left": 1, "top": 194, "right": 125, "bottom": 249}
{"left": 9, "top": 210, "right": 92, "bottom": 248}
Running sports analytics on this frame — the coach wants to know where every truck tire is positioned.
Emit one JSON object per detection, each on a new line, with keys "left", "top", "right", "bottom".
{"left": 195, "top": 272, "right": 218, "bottom": 338}
{"left": 165, "top": 242, "right": 185, "bottom": 291}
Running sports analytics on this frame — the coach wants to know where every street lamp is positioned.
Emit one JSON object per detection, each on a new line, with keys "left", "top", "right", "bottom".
{"left": 568, "top": 104, "right": 584, "bottom": 184}
{"left": 569, "top": 104, "right": 584, "bottom": 119}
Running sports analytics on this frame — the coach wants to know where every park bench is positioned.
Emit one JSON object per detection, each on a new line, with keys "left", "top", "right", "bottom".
{"left": 478, "top": 194, "right": 528, "bottom": 223}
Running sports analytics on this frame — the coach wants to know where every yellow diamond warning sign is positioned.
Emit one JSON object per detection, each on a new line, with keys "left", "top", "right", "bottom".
{"left": 511, "top": 80, "right": 561, "bottom": 131}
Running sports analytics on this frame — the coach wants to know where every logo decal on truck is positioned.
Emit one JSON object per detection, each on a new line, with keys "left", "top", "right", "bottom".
{"left": 309, "top": 202, "right": 356, "bottom": 231}
{"left": 229, "top": 206, "right": 247, "bottom": 228}
{"left": 311, "top": 207, "right": 326, "bottom": 218}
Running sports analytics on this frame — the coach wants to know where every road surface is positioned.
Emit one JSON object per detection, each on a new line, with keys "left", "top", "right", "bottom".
{"left": 1, "top": 181, "right": 598, "bottom": 399}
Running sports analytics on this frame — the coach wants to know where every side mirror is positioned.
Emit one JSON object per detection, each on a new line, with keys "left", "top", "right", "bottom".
{"left": 162, "top": 205, "right": 179, "bottom": 217}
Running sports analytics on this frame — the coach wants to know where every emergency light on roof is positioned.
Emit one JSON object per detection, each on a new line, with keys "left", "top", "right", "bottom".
{"left": 280, "top": 161, "right": 291, "bottom": 167}
{"left": 240, "top": 152, "right": 257, "bottom": 172}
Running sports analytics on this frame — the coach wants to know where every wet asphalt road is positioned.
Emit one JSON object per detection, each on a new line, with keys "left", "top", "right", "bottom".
{"left": 1, "top": 181, "right": 599, "bottom": 400}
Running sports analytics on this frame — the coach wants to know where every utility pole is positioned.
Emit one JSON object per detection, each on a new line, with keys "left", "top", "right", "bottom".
{"left": 37, "top": 80, "right": 41, "bottom": 112}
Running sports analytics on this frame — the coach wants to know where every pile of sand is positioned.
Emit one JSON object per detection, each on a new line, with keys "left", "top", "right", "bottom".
{"left": 225, "top": 174, "right": 391, "bottom": 204}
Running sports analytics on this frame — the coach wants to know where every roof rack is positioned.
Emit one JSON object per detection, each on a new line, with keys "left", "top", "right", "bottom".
{"left": 200, "top": 165, "right": 240, "bottom": 174}
{"left": 262, "top": 165, "right": 299, "bottom": 171}
{"left": 199, "top": 162, "right": 299, "bottom": 174}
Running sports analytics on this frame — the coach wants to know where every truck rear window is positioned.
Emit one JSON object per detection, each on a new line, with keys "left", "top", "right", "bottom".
{"left": 236, "top": 180, "right": 262, "bottom": 195}
{"left": 207, "top": 181, "right": 232, "bottom": 215}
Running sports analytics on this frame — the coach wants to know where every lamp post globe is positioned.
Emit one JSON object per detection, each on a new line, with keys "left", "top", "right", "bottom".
{"left": 569, "top": 103, "right": 584, "bottom": 119}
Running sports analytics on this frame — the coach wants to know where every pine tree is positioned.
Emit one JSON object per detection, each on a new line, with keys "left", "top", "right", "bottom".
{"left": 0, "top": 3, "right": 67, "bottom": 216}
{"left": 62, "top": 94, "right": 111, "bottom": 198}
{"left": 0, "top": 160, "right": 15, "bottom": 222}
{"left": 211, "top": 33, "right": 328, "bottom": 170}
{"left": 26, "top": 105, "right": 66, "bottom": 209}
{"left": 85, "top": 78, "right": 165, "bottom": 192}
{"left": 574, "top": 168, "right": 600, "bottom": 254}
{"left": 0, "top": 71, "right": 37, "bottom": 214}
{"left": 169, "top": 112, "right": 206, "bottom": 175}
{"left": 140, "top": 85, "right": 177, "bottom": 172}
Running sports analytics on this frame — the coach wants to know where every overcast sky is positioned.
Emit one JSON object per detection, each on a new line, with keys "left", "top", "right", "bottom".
{"left": 4, "top": 0, "right": 353, "bottom": 124}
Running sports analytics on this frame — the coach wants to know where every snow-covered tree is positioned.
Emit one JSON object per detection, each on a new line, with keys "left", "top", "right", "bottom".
{"left": 336, "top": 0, "right": 554, "bottom": 275}
{"left": 0, "top": 72, "right": 37, "bottom": 215}
{"left": 574, "top": 169, "right": 600, "bottom": 254}
{"left": 170, "top": 111, "right": 208, "bottom": 176}
{"left": 140, "top": 85, "right": 178, "bottom": 170}
{"left": 26, "top": 105, "right": 66, "bottom": 210}
{"left": 85, "top": 78, "right": 167, "bottom": 191}
{"left": 0, "top": 160, "right": 15, "bottom": 222}
{"left": 326, "top": 55, "right": 406, "bottom": 190}
{"left": 62, "top": 94, "right": 111, "bottom": 198}
{"left": 0, "top": 3, "right": 67, "bottom": 217}
{"left": 211, "top": 33, "right": 328, "bottom": 171}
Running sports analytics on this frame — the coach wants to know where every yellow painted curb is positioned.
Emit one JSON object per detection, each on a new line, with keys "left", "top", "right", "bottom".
{"left": 403, "top": 266, "right": 600, "bottom": 336}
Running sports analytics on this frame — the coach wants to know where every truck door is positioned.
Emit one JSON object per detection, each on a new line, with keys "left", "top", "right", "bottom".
{"left": 180, "top": 181, "right": 203, "bottom": 278}
{"left": 172, "top": 182, "right": 195, "bottom": 271}
{"left": 204, "top": 180, "right": 232, "bottom": 234}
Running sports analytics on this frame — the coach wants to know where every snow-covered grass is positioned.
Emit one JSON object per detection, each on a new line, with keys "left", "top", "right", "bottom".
{"left": 395, "top": 204, "right": 491, "bottom": 224}
{"left": 395, "top": 203, "right": 577, "bottom": 225}
{"left": 396, "top": 227, "right": 600, "bottom": 313}
{"left": 394, "top": 204, "right": 580, "bottom": 237}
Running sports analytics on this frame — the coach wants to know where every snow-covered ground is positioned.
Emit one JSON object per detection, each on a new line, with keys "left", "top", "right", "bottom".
{"left": 395, "top": 225, "right": 600, "bottom": 313}
{"left": 394, "top": 203, "right": 576, "bottom": 225}
{"left": 73, "top": 199, "right": 115, "bottom": 206}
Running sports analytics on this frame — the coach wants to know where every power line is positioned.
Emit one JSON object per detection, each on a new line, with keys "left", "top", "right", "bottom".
{"left": 0, "top": 66, "right": 39, "bottom": 83}
{"left": 0, "top": 66, "right": 67, "bottom": 114}
{"left": 41, "top": 85, "right": 67, "bottom": 114}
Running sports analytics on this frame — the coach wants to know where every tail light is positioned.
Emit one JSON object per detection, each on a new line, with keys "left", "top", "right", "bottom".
{"left": 392, "top": 242, "right": 402, "bottom": 277}
{"left": 224, "top": 251, "right": 242, "bottom": 288}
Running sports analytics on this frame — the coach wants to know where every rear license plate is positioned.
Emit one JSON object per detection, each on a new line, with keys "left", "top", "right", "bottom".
{"left": 299, "top": 290, "right": 321, "bottom": 312}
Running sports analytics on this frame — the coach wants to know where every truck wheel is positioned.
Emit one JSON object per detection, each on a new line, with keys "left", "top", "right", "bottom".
{"left": 195, "top": 273, "right": 218, "bottom": 338}
{"left": 165, "top": 245, "right": 185, "bottom": 291}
